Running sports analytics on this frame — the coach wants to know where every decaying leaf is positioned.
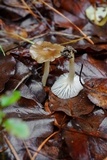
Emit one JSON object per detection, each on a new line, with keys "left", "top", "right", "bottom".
{"left": 0, "top": 55, "right": 16, "bottom": 92}
{"left": 85, "top": 78, "right": 107, "bottom": 109}
{"left": 49, "top": 90, "right": 94, "bottom": 117}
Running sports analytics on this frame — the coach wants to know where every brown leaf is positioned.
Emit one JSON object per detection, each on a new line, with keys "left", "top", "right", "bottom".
{"left": 4, "top": 60, "right": 31, "bottom": 91}
{"left": 56, "top": 0, "right": 89, "bottom": 19}
{"left": 0, "top": 55, "right": 16, "bottom": 92}
{"left": 62, "top": 109, "right": 107, "bottom": 160}
{"left": 63, "top": 130, "right": 91, "bottom": 160}
{"left": 0, "top": 2, "right": 29, "bottom": 21}
{"left": 75, "top": 109, "right": 105, "bottom": 133}
{"left": 54, "top": 9, "right": 87, "bottom": 29}
{"left": 75, "top": 53, "right": 107, "bottom": 78}
{"left": 63, "top": 128, "right": 107, "bottom": 160}
{"left": 49, "top": 90, "right": 94, "bottom": 117}
{"left": 85, "top": 78, "right": 107, "bottom": 108}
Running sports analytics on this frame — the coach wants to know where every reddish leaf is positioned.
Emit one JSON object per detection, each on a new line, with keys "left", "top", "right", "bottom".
{"left": 85, "top": 78, "right": 107, "bottom": 108}
{"left": 63, "top": 130, "right": 91, "bottom": 160}
{"left": 63, "top": 128, "right": 107, "bottom": 160}
{"left": 75, "top": 109, "right": 105, "bottom": 133}
{"left": 56, "top": 0, "right": 89, "bottom": 19}
{"left": 62, "top": 109, "right": 107, "bottom": 159}
{"left": 49, "top": 90, "right": 94, "bottom": 117}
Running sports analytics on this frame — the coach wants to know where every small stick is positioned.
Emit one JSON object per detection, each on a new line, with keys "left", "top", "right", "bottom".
{"left": 0, "top": 45, "right": 5, "bottom": 56}
{"left": 23, "top": 141, "right": 33, "bottom": 159}
{"left": 3, "top": 133, "right": 20, "bottom": 160}
{"left": 31, "top": 131, "right": 59, "bottom": 160}
{"left": 21, "top": 0, "right": 38, "bottom": 19}
{"left": 13, "top": 72, "right": 32, "bottom": 91}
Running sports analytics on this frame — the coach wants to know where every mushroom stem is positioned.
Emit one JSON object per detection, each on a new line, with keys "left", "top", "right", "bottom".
{"left": 42, "top": 61, "right": 50, "bottom": 86}
{"left": 67, "top": 53, "right": 75, "bottom": 83}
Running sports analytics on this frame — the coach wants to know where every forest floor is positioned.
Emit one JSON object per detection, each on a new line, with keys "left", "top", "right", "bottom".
{"left": 0, "top": 0, "right": 107, "bottom": 160}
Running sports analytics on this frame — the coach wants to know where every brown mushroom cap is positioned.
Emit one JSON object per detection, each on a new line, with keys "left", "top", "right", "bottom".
{"left": 29, "top": 41, "right": 64, "bottom": 63}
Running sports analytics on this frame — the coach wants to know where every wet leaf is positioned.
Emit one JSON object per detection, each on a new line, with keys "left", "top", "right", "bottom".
{"left": 63, "top": 128, "right": 107, "bottom": 160}
{"left": 63, "top": 130, "right": 91, "bottom": 160}
{"left": 27, "top": 80, "right": 46, "bottom": 103}
{"left": 0, "top": 2, "right": 29, "bottom": 21}
{"left": 62, "top": 109, "right": 107, "bottom": 160}
{"left": 4, "top": 118, "right": 29, "bottom": 139}
{"left": 0, "top": 91, "right": 20, "bottom": 107}
{"left": 85, "top": 78, "right": 107, "bottom": 108}
{"left": 5, "top": 115, "right": 54, "bottom": 160}
{"left": 13, "top": 60, "right": 31, "bottom": 80}
{"left": 0, "top": 55, "right": 16, "bottom": 92}
{"left": 54, "top": 9, "right": 87, "bottom": 29}
{"left": 55, "top": 0, "right": 89, "bottom": 19}
{"left": 3, "top": 84, "right": 47, "bottom": 119}
{"left": 49, "top": 90, "right": 94, "bottom": 117}
{"left": 75, "top": 53, "right": 107, "bottom": 78}
{"left": 75, "top": 109, "right": 106, "bottom": 133}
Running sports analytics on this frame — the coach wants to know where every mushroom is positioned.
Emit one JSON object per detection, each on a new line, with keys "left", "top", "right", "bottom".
{"left": 29, "top": 41, "right": 64, "bottom": 86}
{"left": 51, "top": 46, "right": 84, "bottom": 99}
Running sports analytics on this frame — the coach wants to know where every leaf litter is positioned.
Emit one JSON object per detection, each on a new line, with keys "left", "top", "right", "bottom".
{"left": 0, "top": 0, "right": 107, "bottom": 160}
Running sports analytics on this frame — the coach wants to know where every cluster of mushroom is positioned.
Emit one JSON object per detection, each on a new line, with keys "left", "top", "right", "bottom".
{"left": 29, "top": 41, "right": 84, "bottom": 99}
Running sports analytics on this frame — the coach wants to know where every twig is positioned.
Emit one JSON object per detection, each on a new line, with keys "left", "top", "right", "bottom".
{"left": 21, "top": 0, "right": 38, "bottom": 19}
{"left": 23, "top": 141, "right": 33, "bottom": 160}
{"left": 13, "top": 72, "right": 32, "bottom": 91}
{"left": 3, "top": 133, "right": 20, "bottom": 160}
{"left": 0, "top": 45, "right": 5, "bottom": 56}
{"left": 34, "top": 7, "right": 53, "bottom": 30}
{"left": 31, "top": 131, "right": 59, "bottom": 160}
{"left": 61, "top": 36, "right": 85, "bottom": 45}
{"left": 49, "top": 31, "right": 81, "bottom": 38}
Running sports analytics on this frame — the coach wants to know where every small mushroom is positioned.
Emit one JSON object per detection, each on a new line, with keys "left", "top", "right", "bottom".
{"left": 29, "top": 41, "right": 64, "bottom": 86}
{"left": 51, "top": 46, "right": 84, "bottom": 99}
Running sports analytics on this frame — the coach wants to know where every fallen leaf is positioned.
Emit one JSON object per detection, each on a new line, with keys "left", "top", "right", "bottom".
{"left": 75, "top": 53, "right": 107, "bottom": 78}
{"left": 84, "top": 78, "right": 107, "bottom": 108}
{"left": 48, "top": 90, "right": 94, "bottom": 117}
{"left": 0, "top": 55, "right": 16, "bottom": 92}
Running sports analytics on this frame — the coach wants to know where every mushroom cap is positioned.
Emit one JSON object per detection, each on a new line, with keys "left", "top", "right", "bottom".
{"left": 51, "top": 73, "right": 84, "bottom": 99}
{"left": 29, "top": 41, "right": 64, "bottom": 63}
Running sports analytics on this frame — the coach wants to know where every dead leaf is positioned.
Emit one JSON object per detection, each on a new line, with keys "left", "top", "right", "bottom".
{"left": 85, "top": 78, "right": 107, "bottom": 108}
{"left": 0, "top": 55, "right": 16, "bottom": 92}
{"left": 48, "top": 90, "right": 94, "bottom": 117}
